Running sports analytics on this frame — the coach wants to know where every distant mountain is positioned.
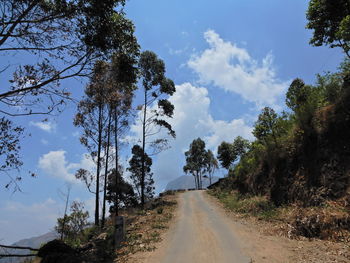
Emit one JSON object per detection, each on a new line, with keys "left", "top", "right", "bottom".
{"left": 0, "top": 231, "right": 58, "bottom": 263}
{"left": 165, "top": 175, "right": 219, "bottom": 191}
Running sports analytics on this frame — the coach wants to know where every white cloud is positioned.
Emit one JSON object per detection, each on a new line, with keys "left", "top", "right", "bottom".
{"left": 188, "top": 29, "right": 289, "bottom": 107}
{"left": 129, "top": 83, "right": 253, "bottom": 191}
{"left": 41, "top": 139, "right": 49, "bottom": 145}
{"left": 30, "top": 121, "right": 56, "bottom": 133}
{"left": 38, "top": 151, "right": 95, "bottom": 183}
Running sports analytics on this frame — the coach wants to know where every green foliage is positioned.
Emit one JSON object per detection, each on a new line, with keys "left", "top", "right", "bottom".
{"left": 0, "top": 118, "right": 25, "bottom": 190}
{"left": 106, "top": 168, "right": 138, "bottom": 210}
{"left": 217, "top": 136, "right": 250, "bottom": 170}
{"left": 205, "top": 149, "right": 218, "bottom": 184}
{"left": 128, "top": 145, "right": 155, "bottom": 201}
{"left": 213, "top": 1, "right": 350, "bottom": 208}
{"left": 138, "top": 51, "right": 176, "bottom": 141}
{"left": 316, "top": 72, "right": 343, "bottom": 104}
{"left": 217, "top": 142, "right": 234, "bottom": 170}
{"left": 183, "top": 138, "right": 208, "bottom": 189}
{"left": 55, "top": 201, "right": 89, "bottom": 247}
{"left": 217, "top": 55, "right": 350, "bottom": 206}
{"left": 252, "top": 107, "right": 291, "bottom": 149}
{"left": 306, "top": 0, "right": 350, "bottom": 56}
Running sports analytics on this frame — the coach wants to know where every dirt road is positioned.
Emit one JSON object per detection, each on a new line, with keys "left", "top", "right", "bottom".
{"left": 145, "top": 190, "right": 251, "bottom": 263}
{"left": 128, "top": 190, "right": 350, "bottom": 263}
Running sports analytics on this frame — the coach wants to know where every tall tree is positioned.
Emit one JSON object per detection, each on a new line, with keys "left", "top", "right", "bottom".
{"left": 217, "top": 142, "right": 235, "bottom": 171}
{"left": 128, "top": 145, "right": 155, "bottom": 202}
{"left": 138, "top": 51, "right": 176, "bottom": 206}
{"left": 74, "top": 61, "right": 110, "bottom": 226}
{"left": 0, "top": 0, "right": 138, "bottom": 189}
{"left": 106, "top": 167, "right": 138, "bottom": 211}
{"left": 205, "top": 150, "right": 218, "bottom": 185}
{"left": 217, "top": 136, "right": 250, "bottom": 171}
{"left": 0, "top": 0, "right": 136, "bottom": 116}
{"left": 109, "top": 52, "right": 138, "bottom": 218}
{"left": 307, "top": 0, "right": 350, "bottom": 57}
{"left": 183, "top": 138, "right": 207, "bottom": 190}
{"left": 252, "top": 107, "right": 279, "bottom": 146}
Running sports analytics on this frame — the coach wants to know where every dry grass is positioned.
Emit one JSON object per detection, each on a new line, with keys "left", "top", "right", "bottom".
{"left": 209, "top": 189, "right": 350, "bottom": 242}
{"left": 116, "top": 194, "right": 178, "bottom": 263}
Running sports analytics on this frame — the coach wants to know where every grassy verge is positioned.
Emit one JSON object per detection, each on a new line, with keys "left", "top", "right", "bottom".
{"left": 116, "top": 194, "right": 178, "bottom": 262}
{"left": 208, "top": 189, "right": 278, "bottom": 221}
{"left": 208, "top": 189, "right": 350, "bottom": 242}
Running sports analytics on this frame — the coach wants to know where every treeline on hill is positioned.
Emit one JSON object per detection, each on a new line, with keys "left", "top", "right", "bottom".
{"left": 215, "top": 0, "right": 350, "bottom": 208}
{"left": 217, "top": 63, "right": 350, "bottom": 207}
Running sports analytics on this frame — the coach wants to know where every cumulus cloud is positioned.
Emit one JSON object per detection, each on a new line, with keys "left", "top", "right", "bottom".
{"left": 188, "top": 29, "right": 289, "bottom": 107}
{"left": 38, "top": 151, "right": 94, "bottom": 183}
{"left": 29, "top": 120, "right": 56, "bottom": 133}
{"left": 129, "top": 83, "right": 253, "bottom": 191}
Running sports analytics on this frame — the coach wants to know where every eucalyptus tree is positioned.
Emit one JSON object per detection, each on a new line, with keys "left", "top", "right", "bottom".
{"left": 106, "top": 168, "right": 138, "bottom": 210}
{"left": 0, "top": 0, "right": 137, "bottom": 189}
{"left": 74, "top": 52, "right": 138, "bottom": 227}
{"left": 138, "top": 51, "right": 176, "bottom": 206}
{"left": 205, "top": 150, "right": 218, "bottom": 185}
{"left": 108, "top": 52, "right": 138, "bottom": 218}
{"left": 217, "top": 136, "right": 250, "bottom": 171}
{"left": 0, "top": 0, "right": 135, "bottom": 116}
{"left": 183, "top": 138, "right": 208, "bottom": 189}
{"left": 74, "top": 61, "right": 110, "bottom": 226}
{"left": 128, "top": 145, "right": 155, "bottom": 201}
{"left": 0, "top": 118, "right": 24, "bottom": 190}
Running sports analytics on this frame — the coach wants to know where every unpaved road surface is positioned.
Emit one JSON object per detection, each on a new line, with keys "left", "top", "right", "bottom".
{"left": 145, "top": 191, "right": 251, "bottom": 263}
{"left": 128, "top": 191, "right": 350, "bottom": 263}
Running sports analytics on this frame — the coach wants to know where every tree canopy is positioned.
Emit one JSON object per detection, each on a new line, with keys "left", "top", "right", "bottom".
{"left": 217, "top": 136, "right": 250, "bottom": 170}
{"left": 307, "top": 0, "right": 350, "bottom": 56}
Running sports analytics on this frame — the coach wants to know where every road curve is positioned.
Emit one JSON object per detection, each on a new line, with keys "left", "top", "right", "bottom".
{"left": 148, "top": 191, "right": 251, "bottom": 263}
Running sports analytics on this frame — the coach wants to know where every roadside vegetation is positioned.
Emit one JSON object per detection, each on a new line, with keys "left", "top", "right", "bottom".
{"left": 209, "top": 0, "right": 350, "bottom": 243}
{"left": 117, "top": 191, "right": 178, "bottom": 262}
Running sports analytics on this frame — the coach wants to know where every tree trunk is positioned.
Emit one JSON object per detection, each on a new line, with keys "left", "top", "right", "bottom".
{"left": 195, "top": 172, "right": 199, "bottom": 190}
{"left": 113, "top": 107, "right": 120, "bottom": 250}
{"left": 95, "top": 104, "right": 103, "bottom": 226}
{"left": 114, "top": 109, "right": 119, "bottom": 217}
{"left": 102, "top": 112, "right": 112, "bottom": 228}
{"left": 141, "top": 89, "right": 147, "bottom": 207}
{"left": 60, "top": 185, "right": 71, "bottom": 240}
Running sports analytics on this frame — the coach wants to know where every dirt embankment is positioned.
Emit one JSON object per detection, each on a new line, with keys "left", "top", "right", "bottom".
{"left": 207, "top": 191, "right": 350, "bottom": 263}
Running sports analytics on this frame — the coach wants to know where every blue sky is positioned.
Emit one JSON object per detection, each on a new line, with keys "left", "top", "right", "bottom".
{"left": 0, "top": 0, "right": 344, "bottom": 244}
